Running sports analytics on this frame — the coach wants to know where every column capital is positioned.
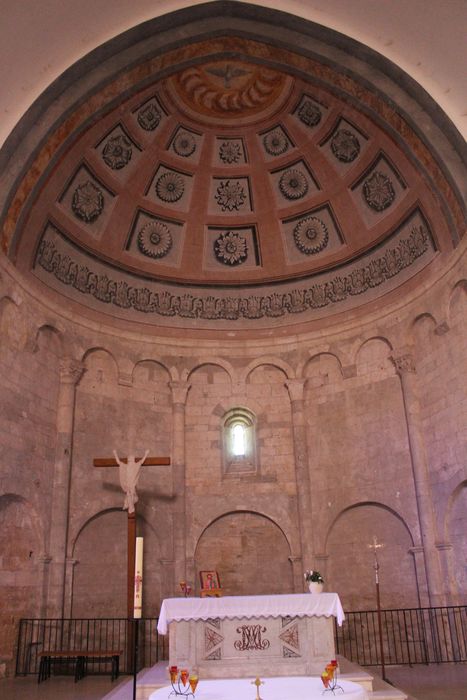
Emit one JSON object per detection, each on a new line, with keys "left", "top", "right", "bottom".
{"left": 59, "top": 358, "right": 85, "bottom": 385}
{"left": 408, "top": 545, "right": 425, "bottom": 555}
{"left": 288, "top": 555, "right": 303, "bottom": 564}
{"left": 391, "top": 352, "right": 416, "bottom": 375}
{"left": 169, "top": 380, "right": 192, "bottom": 405}
{"left": 285, "top": 378, "right": 306, "bottom": 402}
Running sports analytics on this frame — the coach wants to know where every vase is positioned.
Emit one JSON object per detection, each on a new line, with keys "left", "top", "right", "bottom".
{"left": 308, "top": 581, "right": 323, "bottom": 594}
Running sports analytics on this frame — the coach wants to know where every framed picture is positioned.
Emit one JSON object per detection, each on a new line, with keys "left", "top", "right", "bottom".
{"left": 199, "top": 570, "right": 221, "bottom": 590}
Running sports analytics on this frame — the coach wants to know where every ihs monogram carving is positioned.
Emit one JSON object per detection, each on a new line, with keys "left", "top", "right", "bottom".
{"left": 363, "top": 171, "right": 396, "bottom": 211}
{"left": 293, "top": 216, "right": 329, "bottom": 254}
{"left": 102, "top": 134, "right": 132, "bottom": 170}
{"left": 215, "top": 180, "right": 247, "bottom": 211}
{"left": 155, "top": 172, "right": 185, "bottom": 203}
{"left": 214, "top": 231, "right": 248, "bottom": 265}
{"left": 71, "top": 181, "right": 104, "bottom": 222}
{"left": 137, "top": 221, "right": 173, "bottom": 258}
{"left": 279, "top": 169, "right": 308, "bottom": 200}
{"left": 137, "top": 103, "right": 162, "bottom": 131}
{"left": 331, "top": 129, "right": 360, "bottom": 162}
{"left": 37, "top": 224, "right": 430, "bottom": 321}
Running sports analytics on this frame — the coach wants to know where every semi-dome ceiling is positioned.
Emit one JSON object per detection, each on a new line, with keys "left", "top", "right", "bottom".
{"left": 3, "top": 5, "right": 465, "bottom": 333}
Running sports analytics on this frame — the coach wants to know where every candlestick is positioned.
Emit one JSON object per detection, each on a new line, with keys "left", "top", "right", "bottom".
{"left": 133, "top": 536, "right": 143, "bottom": 618}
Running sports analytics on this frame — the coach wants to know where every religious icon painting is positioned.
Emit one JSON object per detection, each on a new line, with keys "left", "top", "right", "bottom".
{"left": 200, "top": 570, "right": 221, "bottom": 590}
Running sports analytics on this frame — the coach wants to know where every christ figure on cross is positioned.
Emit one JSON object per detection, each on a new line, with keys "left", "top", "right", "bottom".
{"left": 113, "top": 449, "right": 149, "bottom": 514}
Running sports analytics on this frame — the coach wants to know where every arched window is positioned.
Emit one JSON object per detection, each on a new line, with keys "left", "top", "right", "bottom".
{"left": 222, "top": 408, "right": 257, "bottom": 476}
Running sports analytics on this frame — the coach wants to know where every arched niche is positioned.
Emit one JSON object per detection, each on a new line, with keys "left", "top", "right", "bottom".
{"left": 446, "top": 482, "right": 467, "bottom": 601}
{"left": 194, "top": 510, "right": 293, "bottom": 597}
{"left": 325, "top": 503, "right": 419, "bottom": 611}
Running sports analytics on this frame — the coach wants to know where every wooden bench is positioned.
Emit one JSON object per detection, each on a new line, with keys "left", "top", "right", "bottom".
{"left": 38, "top": 649, "right": 122, "bottom": 683}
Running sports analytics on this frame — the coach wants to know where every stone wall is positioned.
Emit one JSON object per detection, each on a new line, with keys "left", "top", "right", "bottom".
{"left": 0, "top": 245, "right": 466, "bottom": 673}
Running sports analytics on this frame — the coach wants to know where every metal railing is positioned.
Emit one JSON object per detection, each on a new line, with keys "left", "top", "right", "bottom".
{"left": 16, "top": 605, "right": 466, "bottom": 676}
{"left": 15, "top": 617, "right": 168, "bottom": 676}
{"left": 335, "top": 606, "right": 467, "bottom": 666}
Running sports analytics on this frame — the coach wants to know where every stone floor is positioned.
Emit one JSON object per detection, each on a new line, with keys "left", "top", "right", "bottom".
{"left": 0, "top": 663, "right": 465, "bottom": 699}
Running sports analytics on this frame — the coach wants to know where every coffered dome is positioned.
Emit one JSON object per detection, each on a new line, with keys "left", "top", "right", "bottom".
{"left": 2, "top": 4, "right": 464, "bottom": 334}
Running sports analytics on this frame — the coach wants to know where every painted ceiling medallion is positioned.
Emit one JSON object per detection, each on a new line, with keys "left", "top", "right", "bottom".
{"left": 263, "top": 128, "right": 289, "bottom": 156}
{"left": 214, "top": 231, "right": 248, "bottom": 265}
{"left": 331, "top": 129, "right": 360, "bottom": 162}
{"left": 71, "top": 181, "right": 104, "bottom": 222}
{"left": 297, "top": 100, "right": 322, "bottom": 127}
{"left": 279, "top": 169, "right": 309, "bottom": 200}
{"left": 137, "top": 221, "right": 173, "bottom": 258}
{"left": 219, "top": 141, "right": 242, "bottom": 164}
{"left": 102, "top": 134, "right": 132, "bottom": 169}
{"left": 173, "top": 131, "right": 196, "bottom": 157}
{"left": 363, "top": 171, "right": 396, "bottom": 211}
{"left": 137, "top": 103, "right": 162, "bottom": 131}
{"left": 155, "top": 171, "right": 185, "bottom": 203}
{"left": 293, "top": 216, "right": 329, "bottom": 254}
{"left": 215, "top": 180, "right": 247, "bottom": 211}
{"left": 170, "top": 62, "right": 289, "bottom": 120}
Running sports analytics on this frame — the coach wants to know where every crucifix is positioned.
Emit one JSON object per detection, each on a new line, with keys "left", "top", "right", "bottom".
{"left": 93, "top": 450, "right": 171, "bottom": 618}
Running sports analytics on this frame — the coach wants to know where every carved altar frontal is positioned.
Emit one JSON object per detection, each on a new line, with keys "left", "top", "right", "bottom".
{"left": 169, "top": 614, "right": 335, "bottom": 678}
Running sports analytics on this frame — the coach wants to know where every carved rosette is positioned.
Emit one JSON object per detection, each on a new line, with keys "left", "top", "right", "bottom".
{"left": 137, "top": 221, "right": 173, "bottom": 258}
{"left": 214, "top": 231, "right": 248, "bottom": 265}
{"left": 155, "top": 172, "right": 185, "bottom": 203}
{"left": 263, "top": 129, "right": 289, "bottom": 156}
{"left": 215, "top": 180, "right": 247, "bottom": 211}
{"left": 363, "top": 171, "right": 396, "bottom": 211}
{"left": 279, "top": 169, "right": 308, "bottom": 200}
{"left": 219, "top": 141, "right": 241, "bottom": 164}
{"left": 137, "top": 103, "right": 162, "bottom": 131}
{"left": 331, "top": 129, "right": 360, "bottom": 162}
{"left": 71, "top": 181, "right": 104, "bottom": 222}
{"left": 173, "top": 131, "right": 196, "bottom": 157}
{"left": 102, "top": 134, "right": 132, "bottom": 169}
{"left": 297, "top": 100, "right": 322, "bottom": 127}
{"left": 293, "top": 216, "right": 329, "bottom": 254}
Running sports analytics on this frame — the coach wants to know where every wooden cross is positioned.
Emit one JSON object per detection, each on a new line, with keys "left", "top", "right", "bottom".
{"left": 93, "top": 453, "right": 171, "bottom": 618}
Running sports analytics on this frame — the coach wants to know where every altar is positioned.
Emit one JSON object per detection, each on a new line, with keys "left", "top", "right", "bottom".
{"left": 157, "top": 593, "right": 345, "bottom": 678}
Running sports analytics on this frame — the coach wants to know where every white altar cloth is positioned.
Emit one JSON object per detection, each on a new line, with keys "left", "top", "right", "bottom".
{"left": 157, "top": 593, "right": 344, "bottom": 635}
{"left": 149, "top": 676, "right": 368, "bottom": 700}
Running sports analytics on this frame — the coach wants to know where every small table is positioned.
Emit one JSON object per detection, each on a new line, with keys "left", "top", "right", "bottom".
{"left": 38, "top": 649, "right": 122, "bottom": 683}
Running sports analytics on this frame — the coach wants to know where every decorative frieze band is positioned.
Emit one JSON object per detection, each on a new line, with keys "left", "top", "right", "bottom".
{"left": 35, "top": 219, "right": 432, "bottom": 323}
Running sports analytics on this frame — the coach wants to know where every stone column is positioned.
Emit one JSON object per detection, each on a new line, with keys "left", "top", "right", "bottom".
{"left": 391, "top": 352, "right": 445, "bottom": 605}
{"left": 285, "top": 379, "right": 314, "bottom": 568}
{"left": 169, "top": 380, "right": 191, "bottom": 593}
{"left": 46, "top": 358, "right": 84, "bottom": 618}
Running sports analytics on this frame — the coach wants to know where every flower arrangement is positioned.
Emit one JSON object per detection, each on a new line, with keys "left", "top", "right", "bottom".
{"left": 304, "top": 569, "right": 324, "bottom": 583}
